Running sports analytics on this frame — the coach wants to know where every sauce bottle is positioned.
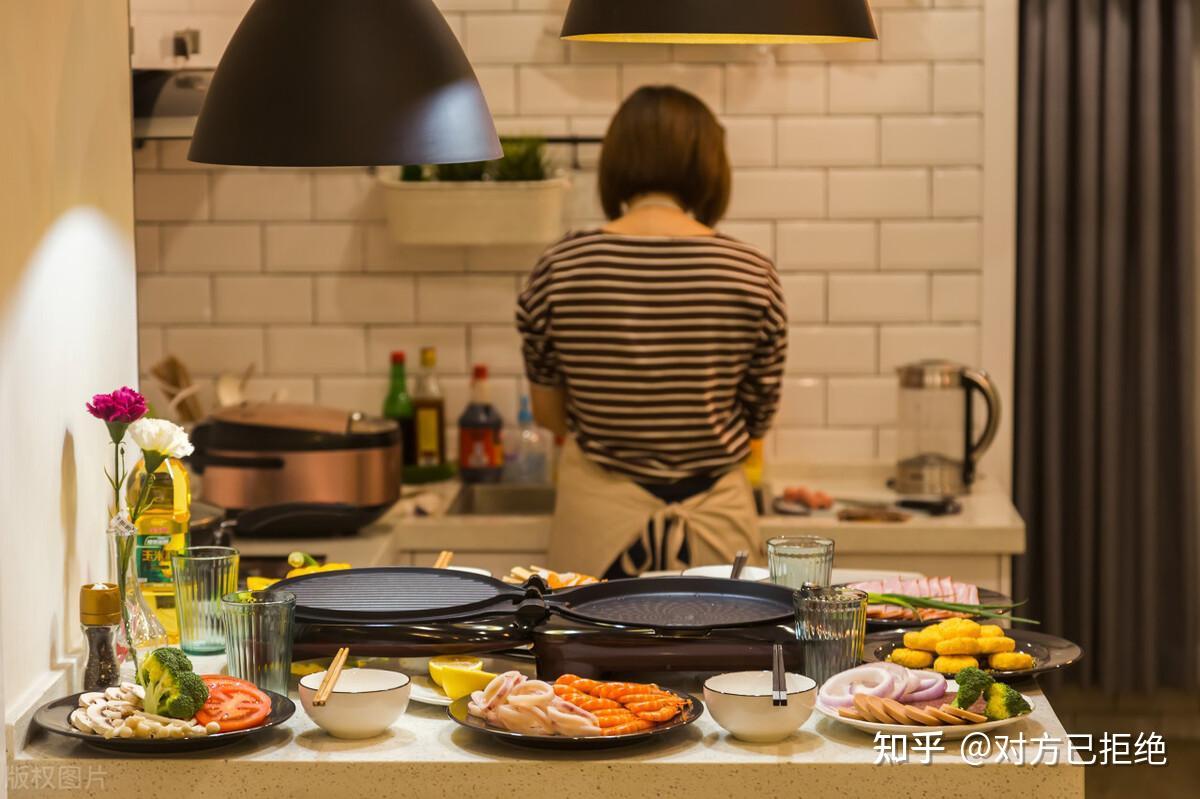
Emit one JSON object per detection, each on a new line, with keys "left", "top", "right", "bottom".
{"left": 412, "top": 346, "right": 446, "bottom": 467}
{"left": 383, "top": 350, "right": 416, "bottom": 468}
{"left": 458, "top": 365, "right": 503, "bottom": 483}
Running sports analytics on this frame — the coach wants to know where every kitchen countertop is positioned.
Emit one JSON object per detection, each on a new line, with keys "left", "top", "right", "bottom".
{"left": 233, "top": 464, "right": 1024, "bottom": 589}
{"left": 12, "top": 678, "right": 1082, "bottom": 798}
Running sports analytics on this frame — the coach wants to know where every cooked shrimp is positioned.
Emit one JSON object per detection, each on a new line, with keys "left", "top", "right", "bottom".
{"left": 554, "top": 674, "right": 581, "bottom": 687}
{"left": 555, "top": 688, "right": 621, "bottom": 711}
{"left": 567, "top": 677, "right": 605, "bottom": 696}
{"left": 617, "top": 693, "right": 684, "bottom": 707}
{"left": 594, "top": 713, "right": 638, "bottom": 728}
{"left": 623, "top": 698, "right": 683, "bottom": 714}
{"left": 592, "top": 682, "right": 659, "bottom": 700}
{"left": 634, "top": 705, "right": 681, "bottom": 723}
{"left": 601, "top": 718, "right": 655, "bottom": 736}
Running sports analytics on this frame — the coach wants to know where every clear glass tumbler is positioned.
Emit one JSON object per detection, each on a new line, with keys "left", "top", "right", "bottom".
{"left": 171, "top": 546, "right": 239, "bottom": 655}
{"left": 767, "top": 536, "right": 835, "bottom": 589}
{"left": 221, "top": 590, "right": 295, "bottom": 695}
{"left": 793, "top": 585, "right": 868, "bottom": 686}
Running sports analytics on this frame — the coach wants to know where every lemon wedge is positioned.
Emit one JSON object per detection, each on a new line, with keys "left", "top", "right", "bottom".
{"left": 428, "top": 655, "right": 483, "bottom": 688}
{"left": 440, "top": 666, "right": 498, "bottom": 701}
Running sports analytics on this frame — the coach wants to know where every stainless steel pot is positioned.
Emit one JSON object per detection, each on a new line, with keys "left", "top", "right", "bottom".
{"left": 189, "top": 403, "right": 401, "bottom": 536}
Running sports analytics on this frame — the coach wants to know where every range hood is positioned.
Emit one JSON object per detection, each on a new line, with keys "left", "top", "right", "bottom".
{"left": 132, "top": 68, "right": 210, "bottom": 140}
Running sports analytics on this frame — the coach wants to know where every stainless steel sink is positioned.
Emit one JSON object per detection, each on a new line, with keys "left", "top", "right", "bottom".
{"left": 445, "top": 483, "right": 556, "bottom": 515}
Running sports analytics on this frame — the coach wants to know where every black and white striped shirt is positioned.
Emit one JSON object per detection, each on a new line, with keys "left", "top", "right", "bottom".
{"left": 516, "top": 230, "right": 788, "bottom": 483}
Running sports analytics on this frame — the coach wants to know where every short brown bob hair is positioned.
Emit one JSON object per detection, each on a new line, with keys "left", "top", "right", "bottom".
{"left": 598, "top": 86, "right": 731, "bottom": 227}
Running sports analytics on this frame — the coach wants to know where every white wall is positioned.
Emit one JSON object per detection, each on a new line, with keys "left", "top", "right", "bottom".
{"left": 0, "top": 0, "right": 138, "bottom": 755}
{"left": 131, "top": 0, "right": 1017, "bottom": 479}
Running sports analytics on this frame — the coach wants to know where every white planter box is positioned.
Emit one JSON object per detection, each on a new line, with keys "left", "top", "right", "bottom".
{"left": 378, "top": 171, "right": 570, "bottom": 246}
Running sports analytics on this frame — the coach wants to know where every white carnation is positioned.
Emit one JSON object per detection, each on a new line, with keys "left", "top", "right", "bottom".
{"left": 128, "top": 418, "right": 194, "bottom": 459}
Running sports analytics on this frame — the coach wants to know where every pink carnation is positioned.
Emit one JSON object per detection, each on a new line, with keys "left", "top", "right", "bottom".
{"left": 86, "top": 387, "right": 147, "bottom": 424}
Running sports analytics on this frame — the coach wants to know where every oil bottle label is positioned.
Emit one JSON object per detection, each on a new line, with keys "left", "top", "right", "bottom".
{"left": 416, "top": 407, "right": 441, "bottom": 464}
{"left": 459, "top": 428, "right": 502, "bottom": 469}
{"left": 136, "top": 534, "right": 182, "bottom": 583}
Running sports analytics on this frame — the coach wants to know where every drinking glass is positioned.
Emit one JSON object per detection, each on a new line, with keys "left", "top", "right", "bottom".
{"left": 793, "top": 585, "right": 868, "bottom": 686}
{"left": 172, "top": 546, "right": 239, "bottom": 655}
{"left": 767, "top": 536, "right": 835, "bottom": 588}
{"left": 221, "top": 590, "right": 295, "bottom": 695}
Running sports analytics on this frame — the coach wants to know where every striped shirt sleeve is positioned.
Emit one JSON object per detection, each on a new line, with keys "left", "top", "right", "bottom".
{"left": 516, "top": 252, "right": 562, "bottom": 387}
{"left": 738, "top": 267, "right": 788, "bottom": 439}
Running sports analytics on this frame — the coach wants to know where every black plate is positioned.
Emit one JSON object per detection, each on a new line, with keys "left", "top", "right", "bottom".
{"left": 34, "top": 690, "right": 294, "bottom": 753}
{"left": 851, "top": 587, "right": 1015, "bottom": 630}
{"left": 448, "top": 690, "right": 703, "bottom": 750}
{"left": 864, "top": 628, "right": 1084, "bottom": 683}
{"left": 550, "top": 577, "right": 795, "bottom": 631}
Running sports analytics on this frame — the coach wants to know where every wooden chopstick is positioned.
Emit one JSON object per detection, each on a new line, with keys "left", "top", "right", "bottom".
{"left": 313, "top": 647, "right": 350, "bottom": 706}
{"left": 772, "top": 643, "right": 788, "bottom": 707}
{"left": 730, "top": 550, "right": 750, "bottom": 579}
{"left": 433, "top": 550, "right": 454, "bottom": 569}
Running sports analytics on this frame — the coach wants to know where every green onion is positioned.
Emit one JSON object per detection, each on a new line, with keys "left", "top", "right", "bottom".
{"left": 866, "top": 593, "right": 1039, "bottom": 625}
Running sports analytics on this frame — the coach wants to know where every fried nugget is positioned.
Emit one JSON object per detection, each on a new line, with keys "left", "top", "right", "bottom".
{"left": 902, "top": 630, "right": 940, "bottom": 652}
{"left": 935, "top": 636, "right": 981, "bottom": 656}
{"left": 978, "top": 624, "right": 1004, "bottom": 638}
{"left": 937, "top": 619, "right": 982, "bottom": 639}
{"left": 976, "top": 636, "right": 1016, "bottom": 655}
{"left": 888, "top": 647, "right": 935, "bottom": 669}
{"left": 933, "top": 655, "right": 979, "bottom": 675}
{"left": 988, "top": 652, "right": 1035, "bottom": 671}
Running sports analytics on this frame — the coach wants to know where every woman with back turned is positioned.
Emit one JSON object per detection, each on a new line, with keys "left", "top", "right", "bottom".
{"left": 517, "top": 86, "right": 788, "bottom": 579}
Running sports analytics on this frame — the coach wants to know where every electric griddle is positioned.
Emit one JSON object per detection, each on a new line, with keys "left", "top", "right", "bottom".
{"left": 277, "top": 567, "right": 803, "bottom": 678}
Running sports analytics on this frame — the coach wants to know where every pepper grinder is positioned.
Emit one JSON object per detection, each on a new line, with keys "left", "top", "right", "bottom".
{"left": 80, "top": 583, "right": 122, "bottom": 691}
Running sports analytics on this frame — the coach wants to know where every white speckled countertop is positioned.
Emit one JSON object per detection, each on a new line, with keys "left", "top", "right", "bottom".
{"left": 12, "top": 678, "right": 1081, "bottom": 798}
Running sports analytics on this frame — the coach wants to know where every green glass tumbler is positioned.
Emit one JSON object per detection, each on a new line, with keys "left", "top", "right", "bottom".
{"left": 221, "top": 590, "right": 295, "bottom": 695}
{"left": 171, "top": 546, "right": 239, "bottom": 655}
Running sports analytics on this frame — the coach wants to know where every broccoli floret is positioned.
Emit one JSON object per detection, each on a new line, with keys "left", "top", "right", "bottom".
{"left": 136, "top": 647, "right": 207, "bottom": 719}
{"left": 984, "top": 683, "right": 1032, "bottom": 721}
{"left": 951, "top": 666, "right": 995, "bottom": 709}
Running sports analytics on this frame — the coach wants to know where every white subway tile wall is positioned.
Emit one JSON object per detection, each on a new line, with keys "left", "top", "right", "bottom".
{"left": 133, "top": 2, "right": 989, "bottom": 462}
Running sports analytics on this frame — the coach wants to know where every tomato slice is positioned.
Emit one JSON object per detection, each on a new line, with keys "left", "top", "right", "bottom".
{"left": 196, "top": 676, "right": 272, "bottom": 731}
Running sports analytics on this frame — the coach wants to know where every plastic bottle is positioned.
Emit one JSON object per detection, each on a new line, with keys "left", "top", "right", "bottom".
{"left": 123, "top": 457, "right": 190, "bottom": 645}
{"left": 457, "top": 365, "right": 504, "bottom": 483}
{"left": 504, "top": 396, "right": 551, "bottom": 483}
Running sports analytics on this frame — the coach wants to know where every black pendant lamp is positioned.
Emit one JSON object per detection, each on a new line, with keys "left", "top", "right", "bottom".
{"left": 189, "top": 0, "right": 501, "bottom": 166}
{"left": 561, "top": 0, "right": 878, "bottom": 44}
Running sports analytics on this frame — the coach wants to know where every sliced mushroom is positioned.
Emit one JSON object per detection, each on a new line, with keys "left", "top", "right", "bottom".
{"left": 69, "top": 709, "right": 94, "bottom": 733}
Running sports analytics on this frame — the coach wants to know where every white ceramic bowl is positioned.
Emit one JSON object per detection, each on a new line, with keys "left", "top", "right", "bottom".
{"left": 703, "top": 671, "right": 816, "bottom": 743}
{"left": 299, "top": 668, "right": 411, "bottom": 739}
{"left": 682, "top": 564, "right": 770, "bottom": 582}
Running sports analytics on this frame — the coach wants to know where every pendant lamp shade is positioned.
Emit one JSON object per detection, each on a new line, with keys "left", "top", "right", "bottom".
{"left": 560, "top": 0, "right": 878, "bottom": 44}
{"left": 188, "top": 0, "right": 501, "bottom": 166}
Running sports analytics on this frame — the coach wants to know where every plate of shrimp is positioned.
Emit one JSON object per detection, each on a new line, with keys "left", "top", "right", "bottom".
{"left": 449, "top": 672, "right": 703, "bottom": 749}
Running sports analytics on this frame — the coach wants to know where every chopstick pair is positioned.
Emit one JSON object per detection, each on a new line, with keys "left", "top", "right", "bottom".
{"left": 433, "top": 550, "right": 454, "bottom": 569}
{"left": 313, "top": 647, "right": 350, "bottom": 707}
{"left": 772, "top": 643, "right": 788, "bottom": 707}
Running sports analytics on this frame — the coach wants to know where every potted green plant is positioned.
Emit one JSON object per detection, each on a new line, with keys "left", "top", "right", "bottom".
{"left": 378, "top": 137, "right": 569, "bottom": 245}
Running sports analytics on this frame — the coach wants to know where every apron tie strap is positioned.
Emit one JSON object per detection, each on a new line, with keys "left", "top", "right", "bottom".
{"left": 621, "top": 500, "right": 740, "bottom": 574}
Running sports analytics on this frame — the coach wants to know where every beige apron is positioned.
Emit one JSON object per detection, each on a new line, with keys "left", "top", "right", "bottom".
{"left": 548, "top": 438, "right": 762, "bottom": 577}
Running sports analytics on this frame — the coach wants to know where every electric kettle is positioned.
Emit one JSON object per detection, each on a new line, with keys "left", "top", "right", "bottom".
{"left": 893, "top": 360, "right": 1001, "bottom": 496}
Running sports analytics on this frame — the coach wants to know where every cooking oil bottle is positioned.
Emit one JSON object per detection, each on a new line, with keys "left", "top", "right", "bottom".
{"left": 124, "top": 457, "right": 190, "bottom": 644}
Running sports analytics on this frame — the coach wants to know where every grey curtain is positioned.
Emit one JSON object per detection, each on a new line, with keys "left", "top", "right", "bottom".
{"left": 1015, "top": 0, "right": 1196, "bottom": 692}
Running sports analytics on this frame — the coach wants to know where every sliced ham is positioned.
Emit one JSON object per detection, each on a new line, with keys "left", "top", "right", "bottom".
{"left": 849, "top": 576, "right": 982, "bottom": 620}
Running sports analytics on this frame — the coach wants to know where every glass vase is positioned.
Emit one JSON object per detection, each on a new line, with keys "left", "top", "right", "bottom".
{"left": 107, "top": 513, "right": 168, "bottom": 673}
